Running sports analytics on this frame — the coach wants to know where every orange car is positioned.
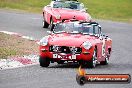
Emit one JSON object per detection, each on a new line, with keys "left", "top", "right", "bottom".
{"left": 39, "top": 21, "right": 112, "bottom": 68}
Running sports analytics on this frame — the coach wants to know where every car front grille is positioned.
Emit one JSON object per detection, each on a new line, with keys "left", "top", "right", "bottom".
{"left": 49, "top": 45, "right": 82, "bottom": 54}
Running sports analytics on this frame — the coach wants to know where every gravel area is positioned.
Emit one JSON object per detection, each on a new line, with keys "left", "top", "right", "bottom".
{"left": 0, "top": 32, "right": 39, "bottom": 59}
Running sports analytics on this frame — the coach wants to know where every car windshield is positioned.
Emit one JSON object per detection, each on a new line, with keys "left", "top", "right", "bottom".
{"left": 53, "top": 22, "right": 100, "bottom": 34}
{"left": 52, "top": 1, "right": 83, "bottom": 10}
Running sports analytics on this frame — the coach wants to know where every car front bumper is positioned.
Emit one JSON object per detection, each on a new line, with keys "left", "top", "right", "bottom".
{"left": 39, "top": 46, "right": 94, "bottom": 61}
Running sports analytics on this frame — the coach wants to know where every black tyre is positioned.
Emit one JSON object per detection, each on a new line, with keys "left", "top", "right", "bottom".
{"left": 78, "top": 60, "right": 86, "bottom": 68}
{"left": 50, "top": 19, "right": 55, "bottom": 31}
{"left": 87, "top": 49, "right": 97, "bottom": 68}
{"left": 39, "top": 57, "right": 50, "bottom": 67}
{"left": 100, "top": 56, "right": 109, "bottom": 65}
{"left": 42, "top": 20, "right": 49, "bottom": 28}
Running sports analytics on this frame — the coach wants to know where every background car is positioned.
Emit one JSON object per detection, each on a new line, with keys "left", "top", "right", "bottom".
{"left": 39, "top": 21, "right": 112, "bottom": 68}
{"left": 42, "top": 0, "right": 92, "bottom": 30}
{"left": 52, "top": 0, "right": 78, "bottom": 1}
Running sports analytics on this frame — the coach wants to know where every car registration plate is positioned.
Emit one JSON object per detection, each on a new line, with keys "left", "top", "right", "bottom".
{"left": 53, "top": 54, "right": 76, "bottom": 60}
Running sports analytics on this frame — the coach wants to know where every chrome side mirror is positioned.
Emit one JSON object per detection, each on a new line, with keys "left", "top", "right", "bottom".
{"left": 81, "top": 8, "right": 87, "bottom": 12}
{"left": 46, "top": 5, "right": 51, "bottom": 7}
{"left": 85, "top": 8, "right": 88, "bottom": 11}
{"left": 94, "top": 34, "right": 100, "bottom": 38}
{"left": 47, "top": 31, "right": 52, "bottom": 34}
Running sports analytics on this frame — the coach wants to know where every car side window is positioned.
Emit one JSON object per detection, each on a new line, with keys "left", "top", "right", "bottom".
{"left": 89, "top": 26, "right": 93, "bottom": 34}
{"left": 93, "top": 25, "right": 99, "bottom": 34}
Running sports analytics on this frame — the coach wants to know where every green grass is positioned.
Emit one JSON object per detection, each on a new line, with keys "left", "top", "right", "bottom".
{"left": 78, "top": 0, "right": 132, "bottom": 22}
{"left": 0, "top": 47, "right": 17, "bottom": 59}
{"left": 0, "top": 0, "right": 50, "bottom": 13}
{"left": 0, "top": 0, "right": 132, "bottom": 22}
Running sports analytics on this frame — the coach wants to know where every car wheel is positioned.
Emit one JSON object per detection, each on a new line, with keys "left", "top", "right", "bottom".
{"left": 78, "top": 60, "right": 86, "bottom": 68}
{"left": 50, "top": 19, "right": 54, "bottom": 31}
{"left": 39, "top": 56, "right": 50, "bottom": 67}
{"left": 87, "top": 49, "right": 97, "bottom": 68}
{"left": 100, "top": 56, "right": 109, "bottom": 65}
{"left": 42, "top": 19, "right": 49, "bottom": 28}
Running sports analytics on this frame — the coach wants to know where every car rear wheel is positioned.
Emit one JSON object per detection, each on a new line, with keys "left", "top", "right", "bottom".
{"left": 42, "top": 18, "right": 49, "bottom": 28}
{"left": 87, "top": 49, "right": 97, "bottom": 68}
{"left": 50, "top": 19, "right": 55, "bottom": 31}
{"left": 100, "top": 56, "right": 109, "bottom": 65}
{"left": 39, "top": 57, "right": 50, "bottom": 67}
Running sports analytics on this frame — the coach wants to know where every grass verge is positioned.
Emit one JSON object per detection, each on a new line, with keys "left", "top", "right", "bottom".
{"left": 78, "top": 0, "right": 132, "bottom": 22}
{"left": 0, "top": 32, "right": 39, "bottom": 59}
{"left": 0, "top": 0, "right": 132, "bottom": 22}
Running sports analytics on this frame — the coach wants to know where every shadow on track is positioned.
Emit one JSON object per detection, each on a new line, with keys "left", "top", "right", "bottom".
{"left": 46, "top": 63, "right": 112, "bottom": 69}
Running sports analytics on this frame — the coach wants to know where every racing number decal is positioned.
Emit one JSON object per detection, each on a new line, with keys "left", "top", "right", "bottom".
{"left": 102, "top": 40, "right": 105, "bottom": 56}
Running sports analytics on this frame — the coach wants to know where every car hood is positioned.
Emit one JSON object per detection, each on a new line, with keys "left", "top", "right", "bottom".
{"left": 49, "top": 33, "right": 96, "bottom": 47}
{"left": 52, "top": 8, "right": 89, "bottom": 20}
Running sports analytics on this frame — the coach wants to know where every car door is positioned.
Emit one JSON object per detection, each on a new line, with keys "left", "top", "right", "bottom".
{"left": 94, "top": 25, "right": 105, "bottom": 61}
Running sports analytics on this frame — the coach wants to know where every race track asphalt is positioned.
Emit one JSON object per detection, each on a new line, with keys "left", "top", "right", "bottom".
{"left": 0, "top": 9, "right": 132, "bottom": 88}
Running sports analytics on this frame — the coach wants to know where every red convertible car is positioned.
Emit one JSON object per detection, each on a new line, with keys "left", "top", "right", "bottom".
{"left": 39, "top": 21, "right": 112, "bottom": 68}
{"left": 42, "top": 0, "right": 92, "bottom": 30}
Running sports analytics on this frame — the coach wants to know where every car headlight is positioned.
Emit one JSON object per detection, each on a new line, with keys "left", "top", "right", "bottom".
{"left": 55, "top": 15, "right": 61, "bottom": 19}
{"left": 39, "top": 37, "right": 48, "bottom": 46}
{"left": 82, "top": 41, "right": 92, "bottom": 50}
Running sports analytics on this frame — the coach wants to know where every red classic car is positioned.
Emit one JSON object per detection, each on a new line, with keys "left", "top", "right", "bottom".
{"left": 42, "top": 0, "right": 92, "bottom": 30}
{"left": 39, "top": 21, "right": 112, "bottom": 68}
